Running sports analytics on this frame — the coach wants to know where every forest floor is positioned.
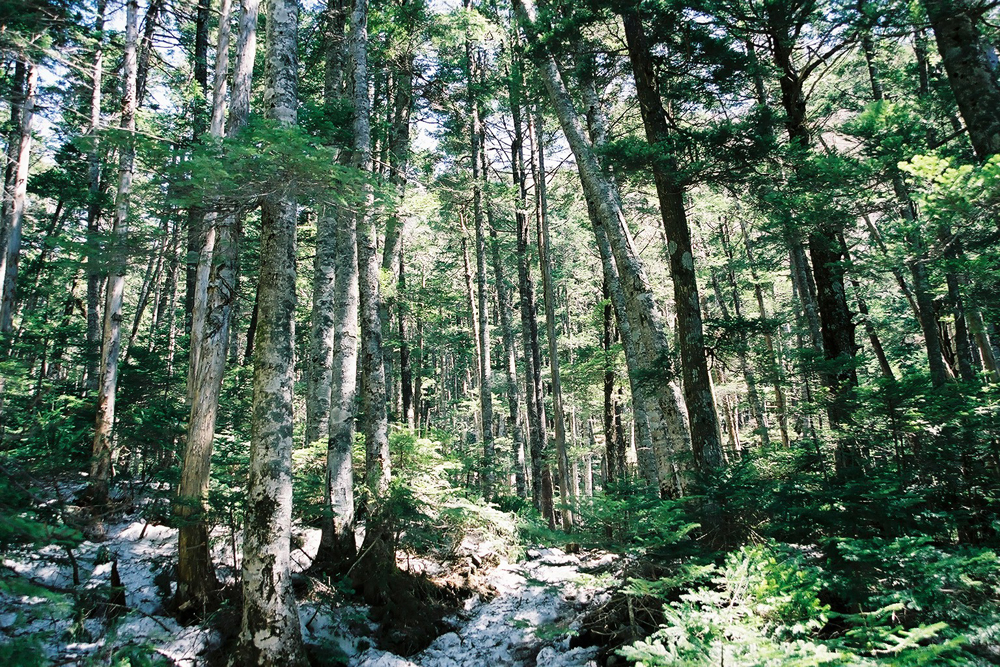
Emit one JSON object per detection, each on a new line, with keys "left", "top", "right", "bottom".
{"left": 0, "top": 487, "right": 621, "bottom": 666}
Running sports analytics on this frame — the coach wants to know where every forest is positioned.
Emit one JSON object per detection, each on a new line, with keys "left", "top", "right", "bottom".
{"left": 2, "top": 0, "right": 1000, "bottom": 663}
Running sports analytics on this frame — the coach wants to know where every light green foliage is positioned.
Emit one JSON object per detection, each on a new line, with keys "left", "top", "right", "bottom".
{"left": 621, "top": 542, "right": 970, "bottom": 666}
{"left": 387, "top": 429, "right": 521, "bottom": 560}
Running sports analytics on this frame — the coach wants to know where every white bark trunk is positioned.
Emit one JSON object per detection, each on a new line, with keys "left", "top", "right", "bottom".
{"left": 515, "top": 0, "right": 692, "bottom": 496}
{"left": 237, "top": 0, "right": 306, "bottom": 659}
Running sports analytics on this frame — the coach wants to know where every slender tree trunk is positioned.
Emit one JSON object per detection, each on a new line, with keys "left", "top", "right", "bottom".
{"left": 89, "top": 0, "right": 139, "bottom": 534}
{"left": 709, "top": 241, "right": 769, "bottom": 447}
{"left": 86, "top": 5, "right": 107, "bottom": 390}
{"left": 351, "top": 0, "right": 394, "bottom": 603}
{"left": 620, "top": 10, "right": 724, "bottom": 471}
{"left": 839, "top": 234, "right": 894, "bottom": 380}
{"left": 378, "top": 50, "right": 414, "bottom": 423}
{"left": 185, "top": 0, "right": 213, "bottom": 328}
{"left": 306, "top": 209, "right": 337, "bottom": 447}
{"left": 530, "top": 112, "right": 571, "bottom": 526}
{"left": 467, "top": 31, "right": 495, "bottom": 499}
{"left": 314, "top": 5, "right": 358, "bottom": 566}
{"left": 487, "top": 187, "right": 526, "bottom": 498}
{"left": 175, "top": 0, "right": 252, "bottom": 616}
{"left": 314, "top": 199, "right": 359, "bottom": 570}
{"left": 601, "top": 278, "right": 626, "bottom": 482}
{"left": 460, "top": 221, "right": 481, "bottom": 385}
{"left": 237, "top": 0, "right": 307, "bottom": 659}
{"left": 399, "top": 248, "right": 413, "bottom": 426}
{"left": 0, "top": 63, "right": 37, "bottom": 335}
{"left": 509, "top": 52, "right": 552, "bottom": 523}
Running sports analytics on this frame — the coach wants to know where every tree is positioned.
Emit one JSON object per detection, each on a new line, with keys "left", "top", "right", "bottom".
{"left": 236, "top": 0, "right": 308, "bottom": 659}
{"left": 175, "top": 0, "right": 260, "bottom": 615}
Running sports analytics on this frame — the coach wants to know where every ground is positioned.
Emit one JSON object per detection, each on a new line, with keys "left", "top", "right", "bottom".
{"left": 1, "top": 492, "right": 619, "bottom": 667}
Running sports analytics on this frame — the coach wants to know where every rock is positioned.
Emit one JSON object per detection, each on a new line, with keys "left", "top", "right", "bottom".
{"left": 354, "top": 648, "right": 421, "bottom": 667}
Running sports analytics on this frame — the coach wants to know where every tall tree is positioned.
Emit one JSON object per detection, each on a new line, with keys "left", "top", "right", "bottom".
{"left": 236, "top": 0, "right": 307, "bottom": 658}
{"left": 466, "top": 3, "right": 495, "bottom": 498}
{"left": 314, "top": 0, "right": 358, "bottom": 572}
{"left": 0, "top": 63, "right": 38, "bottom": 334}
{"left": 515, "top": 0, "right": 694, "bottom": 497}
{"left": 88, "top": 0, "right": 139, "bottom": 533}
{"left": 531, "top": 112, "right": 573, "bottom": 526}
{"left": 175, "top": 0, "right": 259, "bottom": 615}
{"left": 619, "top": 9, "right": 724, "bottom": 471}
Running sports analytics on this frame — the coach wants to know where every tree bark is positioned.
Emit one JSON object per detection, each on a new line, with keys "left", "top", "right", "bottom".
{"left": 88, "top": 0, "right": 139, "bottom": 535}
{"left": 620, "top": 10, "right": 724, "bottom": 471}
{"left": 237, "top": 0, "right": 307, "bottom": 659}
{"left": 530, "top": 111, "right": 571, "bottom": 526}
{"left": 314, "top": 200, "right": 359, "bottom": 571}
{"left": 175, "top": 0, "right": 251, "bottom": 616}
{"left": 922, "top": 0, "right": 1000, "bottom": 160}
{"left": 0, "top": 62, "right": 37, "bottom": 335}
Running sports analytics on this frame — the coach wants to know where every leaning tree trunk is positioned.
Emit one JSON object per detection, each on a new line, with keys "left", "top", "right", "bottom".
{"left": 515, "top": 3, "right": 693, "bottom": 496}
{"left": 236, "top": 0, "right": 307, "bottom": 660}
{"left": 578, "top": 53, "right": 668, "bottom": 491}
{"left": 620, "top": 10, "right": 723, "bottom": 472}
{"left": 88, "top": 0, "right": 139, "bottom": 535}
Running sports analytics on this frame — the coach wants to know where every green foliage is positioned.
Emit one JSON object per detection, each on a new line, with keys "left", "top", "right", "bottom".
{"left": 620, "top": 541, "right": 971, "bottom": 666}
{"left": 0, "top": 635, "right": 48, "bottom": 667}
{"left": 573, "top": 482, "right": 699, "bottom": 557}
{"left": 385, "top": 429, "right": 521, "bottom": 560}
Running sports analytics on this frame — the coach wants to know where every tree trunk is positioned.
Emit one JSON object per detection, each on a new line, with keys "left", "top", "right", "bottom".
{"left": 351, "top": 0, "right": 394, "bottom": 604}
{"left": 709, "top": 238, "right": 769, "bottom": 447}
{"left": 509, "top": 52, "right": 552, "bottom": 523}
{"left": 314, "top": 201, "right": 359, "bottom": 571}
{"left": 620, "top": 10, "right": 724, "bottom": 471}
{"left": 923, "top": 0, "right": 1000, "bottom": 160}
{"left": 175, "top": 0, "right": 250, "bottom": 616}
{"left": 86, "top": 3, "right": 107, "bottom": 390}
{"left": 467, "top": 30, "right": 495, "bottom": 499}
{"left": 88, "top": 0, "right": 139, "bottom": 535}
{"left": 378, "top": 48, "right": 414, "bottom": 423}
{"left": 306, "top": 208, "right": 337, "bottom": 447}
{"left": 184, "top": 0, "right": 213, "bottom": 327}
{"left": 515, "top": 2, "right": 693, "bottom": 496}
{"left": 601, "top": 278, "right": 627, "bottom": 483}
{"left": 487, "top": 182, "right": 527, "bottom": 498}
{"left": 739, "top": 222, "right": 790, "bottom": 446}
{"left": 530, "top": 111, "right": 571, "bottom": 526}
{"left": 237, "top": 0, "right": 307, "bottom": 659}
{"left": 0, "top": 63, "right": 37, "bottom": 336}
{"left": 399, "top": 249, "right": 413, "bottom": 426}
